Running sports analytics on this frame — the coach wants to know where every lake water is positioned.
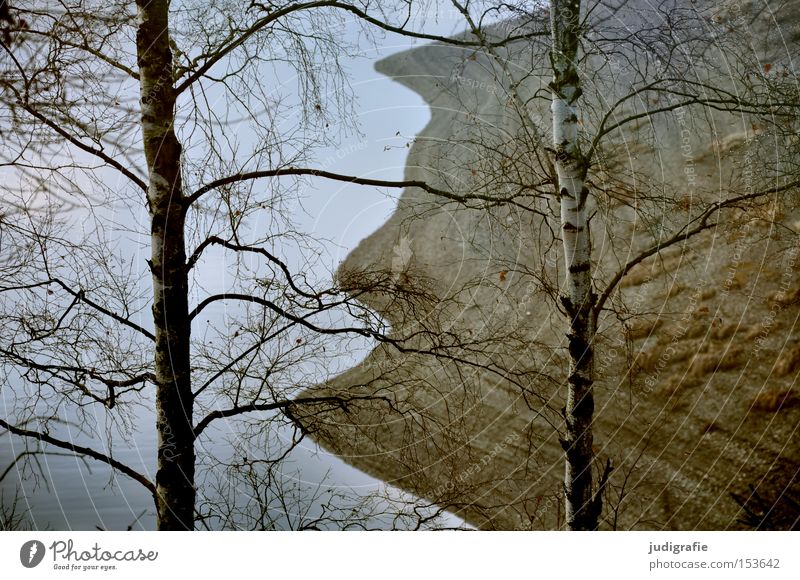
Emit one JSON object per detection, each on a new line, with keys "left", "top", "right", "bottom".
{"left": 1, "top": 405, "right": 458, "bottom": 530}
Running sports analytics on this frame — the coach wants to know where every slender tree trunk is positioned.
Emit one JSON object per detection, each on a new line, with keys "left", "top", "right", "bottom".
{"left": 135, "top": 0, "right": 194, "bottom": 530}
{"left": 550, "top": 0, "right": 598, "bottom": 531}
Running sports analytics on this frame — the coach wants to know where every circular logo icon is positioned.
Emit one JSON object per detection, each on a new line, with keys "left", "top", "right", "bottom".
{"left": 20, "top": 540, "right": 46, "bottom": 568}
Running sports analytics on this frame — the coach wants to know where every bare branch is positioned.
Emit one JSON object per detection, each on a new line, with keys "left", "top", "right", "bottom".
{"left": 187, "top": 166, "right": 542, "bottom": 211}
{"left": 0, "top": 419, "right": 156, "bottom": 496}
{"left": 50, "top": 279, "right": 155, "bottom": 341}
{"left": 187, "top": 236, "right": 324, "bottom": 304}
{"left": 193, "top": 394, "right": 394, "bottom": 439}
{"left": 595, "top": 180, "right": 800, "bottom": 314}
{"left": 175, "top": 0, "right": 546, "bottom": 95}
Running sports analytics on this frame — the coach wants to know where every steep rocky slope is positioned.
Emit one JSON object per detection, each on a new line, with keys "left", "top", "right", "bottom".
{"left": 299, "top": 0, "right": 800, "bottom": 529}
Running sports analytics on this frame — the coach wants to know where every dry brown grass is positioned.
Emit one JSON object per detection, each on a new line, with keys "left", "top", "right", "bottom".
{"left": 689, "top": 346, "right": 746, "bottom": 377}
{"left": 655, "top": 375, "right": 702, "bottom": 407}
{"left": 759, "top": 269, "right": 782, "bottom": 282}
{"left": 636, "top": 344, "right": 696, "bottom": 373}
{"left": 751, "top": 388, "right": 800, "bottom": 412}
{"left": 769, "top": 286, "right": 800, "bottom": 308}
{"left": 775, "top": 345, "right": 800, "bottom": 377}
{"left": 711, "top": 322, "right": 739, "bottom": 341}
{"left": 685, "top": 321, "right": 710, "bottom": 340}
{"left": 619, "top": 253, "right": 688, "bottom": 288}
{"left": 620, "top": 263, "right": 656, "bottom": 287}
{"left": 743, "top": 324, "right": 764, "bottom": 340}
{"left": 688, "top": 321, "right": 710, "bottom": 339}
{"left": 701, "top": 287, "right": 717, "bottom": 300}
{"left": 694, "top": 304, "right": 711, "bottom": 318}
{"left": 625, "top": 317, "right": 663, "bottom": 340}
{"left": 666, "top": 283, "right": 685, "bottom": 298}
{"left": 751, "top": 200, "right": 786, "bottom": 224}
{"left": 659, "top": 320, "right": 710, "bottom": 342}
{"left": 725, "top": 270, "right": 750, "bottom": 291}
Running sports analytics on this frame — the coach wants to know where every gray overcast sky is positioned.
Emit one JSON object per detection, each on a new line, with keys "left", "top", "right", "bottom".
{"left": 1, "top": 7, "right": 477, "bottom": 530}
{"left": 294, "top": 14, "right": 470, "bottom": 267}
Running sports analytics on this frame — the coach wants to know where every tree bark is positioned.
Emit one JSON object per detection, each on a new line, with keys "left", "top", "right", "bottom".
{"left": 135, "top": 0, "right": 194, "bottom": 530}
{"left": 550, "top": 0, "right": 598, "bottom": 531}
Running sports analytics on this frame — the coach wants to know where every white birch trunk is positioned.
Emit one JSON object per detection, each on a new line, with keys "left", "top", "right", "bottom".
{"left": 135, "top": 0, "right": 195, "bottom": 530}
{"left": 550, "top": 0, "right": 600, "bottom": 530}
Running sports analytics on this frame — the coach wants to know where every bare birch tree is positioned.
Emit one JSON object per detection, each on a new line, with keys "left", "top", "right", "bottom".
{"left": 0, "top": 0, "right": 541, "bottom": 530}
{"left": 3, "top": 0, "right": 796, "bottom": 532}
{"left": 548, "top": 0, "right": 600, "bottom": 531}
{"left": 435, "top": 0, "right": 800, "bottom": 529}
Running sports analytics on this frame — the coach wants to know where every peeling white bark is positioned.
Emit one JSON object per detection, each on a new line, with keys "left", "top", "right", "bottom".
{"left": 550, "top": 0, "right": 599, "bottom": 531}
{"left": 135, "top": 0, "right": 195, "bottom": 531}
